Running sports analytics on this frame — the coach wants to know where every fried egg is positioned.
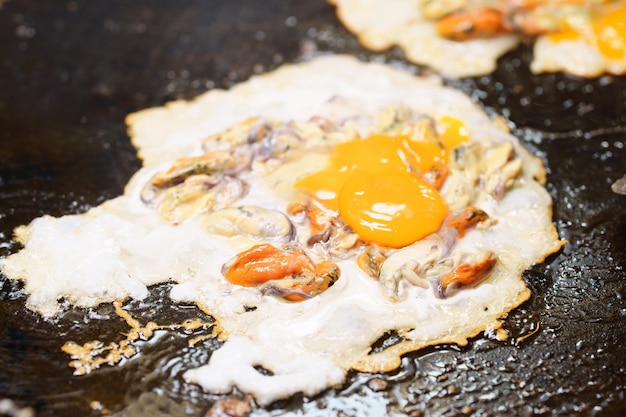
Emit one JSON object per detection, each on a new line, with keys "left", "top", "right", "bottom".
{"left": 328, "top": 0, "right": 519, "bottom": 77}
{"left": 295, "top": 133, "right": 450, "bottom": 247}
{"left": 0, "top": 56, "right": 564, "bottom": 406}
{"left": 328, "top": 0, "right": 626, "bottom": 77}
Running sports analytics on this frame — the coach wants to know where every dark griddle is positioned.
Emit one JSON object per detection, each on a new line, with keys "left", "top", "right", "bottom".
{"left": 0, "top": 1, "right": 625, "bottom": 416}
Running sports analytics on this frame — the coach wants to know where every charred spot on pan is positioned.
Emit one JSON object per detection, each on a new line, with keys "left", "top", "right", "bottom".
{"left": 265, "top": 392, "right": 306, "bottom": 412}
{"left": 523, "top": 265, "right": 553, "bottom": 295}
{"left": 253, "top": 365, "right": 274, "bottom": 376}
{"left": 368, "top": 330, "right": 405, "bottom": 354}
{"left": 0, "top": 275, "right": 25, "bottom": 300}
{"left": 0, "top": 234, "right": 24, "bottom": 259}
{"left": 127, "top": 284, "right": 216, "bottom": 324}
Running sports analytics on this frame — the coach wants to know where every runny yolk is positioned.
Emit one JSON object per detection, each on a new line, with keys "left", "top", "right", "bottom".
{"left": 337, "top": 170, "right": 445, "bottom": 248}
{"left": 295, "top": 123, "right": 468, "bottom": 248}
{"left": 550, "top": 4, "right": 626, "bottom": 60}
{"left": 592, "top": 5, "right": 626, "bottom": 60}
{"left": 438, "top": 115, "right": 470, "bottom": 155}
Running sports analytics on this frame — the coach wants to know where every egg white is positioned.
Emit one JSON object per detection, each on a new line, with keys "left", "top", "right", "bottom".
{"left": 0, "top": 56, "right": 564, "bottom": 405}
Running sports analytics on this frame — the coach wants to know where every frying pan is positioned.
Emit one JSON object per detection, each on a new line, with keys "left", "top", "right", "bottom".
{"left": 0, "top": 1, "right": 624, "bottom": 416}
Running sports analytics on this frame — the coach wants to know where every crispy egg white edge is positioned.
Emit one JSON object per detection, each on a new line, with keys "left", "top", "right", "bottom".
{"left": 0, "top": 56, "right": 565, "bottom": 405}
{"left": 532, "top": 35, "right": 626, "bottom": 77}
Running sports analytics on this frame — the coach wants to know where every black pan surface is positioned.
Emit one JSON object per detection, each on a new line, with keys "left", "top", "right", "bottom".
{"left": 0, "top": 1, "right": 625, "bottom": 416}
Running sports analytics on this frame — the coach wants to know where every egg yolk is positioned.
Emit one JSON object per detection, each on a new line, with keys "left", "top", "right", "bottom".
{"left": 550, "top": 4, "right": 626, "bottom": 60}
{"left": 295, "top": 125, "right": 467, "bottom": 248}
{"left": 337, "top": 170, "right": 446, "bottom": 248}
{"left": 593, "top": 5, "right": 626, "bottom": 60}
{"left": 438, "top": 115, "right": 470, "bottom": 154}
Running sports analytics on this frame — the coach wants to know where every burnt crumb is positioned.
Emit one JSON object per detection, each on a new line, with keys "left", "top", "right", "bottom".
{"left": 366, "top": 377, "right": 388, "bottom": 392}
{"left": 205, "top": 395, "right": 254, "bottom": 417}
{"left": 0, "top": 399, "right": 35, "bottom": 417}
{"left": 611, "top": 174, "right": 626, "bottom": 195}
{"left": 461, "top": 405, "right": 473, "bottom": 415}
{"left": 253, "top": 365, "right": 274, "bottom": 376}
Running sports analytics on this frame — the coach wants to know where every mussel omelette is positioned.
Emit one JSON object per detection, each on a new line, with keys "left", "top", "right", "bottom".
{"left": 0, "top": 56, "right": 564, "bottom": 405}
{"left": 329, "top": 0, "right": 626, "bottom": 78}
